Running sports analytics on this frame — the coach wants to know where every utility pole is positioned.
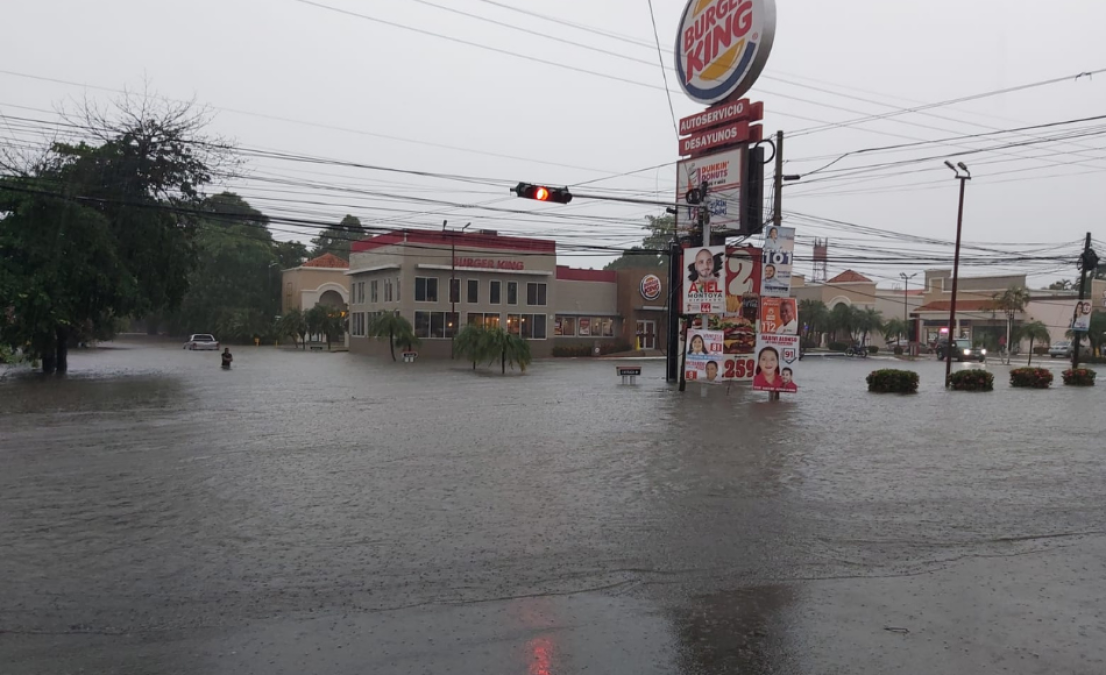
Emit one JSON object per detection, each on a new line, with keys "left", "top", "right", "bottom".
{"left": 900, "top": 272, "right": 917, "bottom": 352}
{"left": 1072, "top": 232, "right": 1098, "bottom": 369}
{"left": 678, "top": 180, "right": 710, "bottom": 393}
{"left": 773, "top": 130, "right": 784, "bottom": 228}
{"left": 667, "top": 238, "right": 681, "bottom": 382}
{"left": 944, "top": 162, "right": 971, "bottom": 387}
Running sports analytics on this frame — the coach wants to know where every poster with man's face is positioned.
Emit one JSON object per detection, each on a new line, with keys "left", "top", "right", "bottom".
{"left": 1073, "top": 301, "right": 1093, "bottom": 332}
{"left": 685, "top": 329, "right": 725, "bottom": 384}
{"left": 761, "top": 227, "right": 795, "bottom": 297}
{"left": 683, "top": 246, "right": 726, "bottom": 314}
{"left": 760, "top": 298, "right": 798, "bottom": 335}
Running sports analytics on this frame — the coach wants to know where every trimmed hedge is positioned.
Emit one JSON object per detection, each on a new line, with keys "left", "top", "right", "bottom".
{"left": 893, "top": 346, "right": 905, "bottom": 356}
{"left": 1033, "top": 346, "right": 1049, "bottom": 356}
{"left": 867, "top": 369, "right": 919, "bottom": 394}
{"left": 828, "top": 341, "right": 848, "bottom": 352}
{"left": 1062, "top": 368, "right": 1096, "bottom": 386}
{"left": 1010, "top": 367, "right": 1053, "bottom": 389}
{"left": 948, "top": 369, "right": 994, "bottom": 392}
{"left": 867, "top": 346, "right": 880, "bottom": 354}
{"left": 552, "top": 341, "right": 634, "bottom": 358}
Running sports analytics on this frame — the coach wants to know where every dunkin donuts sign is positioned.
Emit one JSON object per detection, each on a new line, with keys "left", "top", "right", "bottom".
{"left": 675, "top": 0, "right": 777, "bottom": 105}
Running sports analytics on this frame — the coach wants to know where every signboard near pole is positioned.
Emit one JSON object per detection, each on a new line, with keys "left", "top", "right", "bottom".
{"left": 753, "top": 334, "right": 799, "bottom": 393}
{"left": 1072, "top": 300, "right": 1093, "bottom": 332}
{"left": 685, "top": 329, "right": 725, "bottom": 384}
{"left": 761, "top": 226, "right": 795, "bottom": 297}
{"left": 676, "top": 147, "right": 746, "bottom": 235}
{"left": 683, "top": 246, "right": 727, "bottom": 314}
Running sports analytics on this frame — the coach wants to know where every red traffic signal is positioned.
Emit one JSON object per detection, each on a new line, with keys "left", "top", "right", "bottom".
{"left": 514, "top": 182, "right": 572, "bottom": 204}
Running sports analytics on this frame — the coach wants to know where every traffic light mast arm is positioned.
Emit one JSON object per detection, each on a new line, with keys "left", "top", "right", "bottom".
{"left": 512, "top": 182, "right": 681, "bottom": 208}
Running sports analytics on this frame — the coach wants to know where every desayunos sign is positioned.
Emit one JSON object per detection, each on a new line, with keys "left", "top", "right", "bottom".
{"left": 675, "top": 0, "right": 777, "bottom": 105}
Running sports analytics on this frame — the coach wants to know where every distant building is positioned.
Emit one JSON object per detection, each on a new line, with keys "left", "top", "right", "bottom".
{"left": 281, "top": 253, "right": 350, "bottom": 314}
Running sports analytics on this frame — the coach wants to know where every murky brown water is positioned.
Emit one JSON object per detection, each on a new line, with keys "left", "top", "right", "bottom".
{"left": 2, "top": 342, "right": 1104, "bottom": 674}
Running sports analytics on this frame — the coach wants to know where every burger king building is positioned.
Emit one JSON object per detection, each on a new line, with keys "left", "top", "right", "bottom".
{"left": 345, "top": 229, "right": 672, "bottom": 358}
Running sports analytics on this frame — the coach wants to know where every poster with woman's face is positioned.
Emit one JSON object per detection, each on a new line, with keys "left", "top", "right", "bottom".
{"left": 752, "top": 334, "right": 800, "bottom": 393}
{"left": 685, "top": 329, "right": 725, "bottom": 384}
{"left": 1073, "top": 301, "right": 1093, "bottom": 332}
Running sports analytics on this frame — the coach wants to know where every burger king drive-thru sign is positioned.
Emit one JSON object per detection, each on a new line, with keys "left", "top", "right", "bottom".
{"left": 675, "top": 0, "right": 777, "bottom": 106}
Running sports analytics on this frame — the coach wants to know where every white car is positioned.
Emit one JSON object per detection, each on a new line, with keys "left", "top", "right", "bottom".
{"left": 183, "top": 334, "right": 220, "bottom": 350}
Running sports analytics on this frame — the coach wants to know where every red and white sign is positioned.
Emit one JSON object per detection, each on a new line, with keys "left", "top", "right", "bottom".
{"left": 454, "top": 257, "right": 524, "bottom": 271}
{"left": 640, "top": 274, "right": 663, "bottom": 301}
{"left": 679, "top": 99, "right": 764, "bottom": 136}
{"left": 677, "top": 147, "right": 745, "bottom": 233}
{"left": 679, "top": 121, "right": 752, "bottom": 157}
{"left": 675, "top": 0, "right": 778, "bottom": 105}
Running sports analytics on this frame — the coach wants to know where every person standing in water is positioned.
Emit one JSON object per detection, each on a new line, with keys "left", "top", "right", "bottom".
{"left": 221, "top": 348, "right": 233, "bottom": 369}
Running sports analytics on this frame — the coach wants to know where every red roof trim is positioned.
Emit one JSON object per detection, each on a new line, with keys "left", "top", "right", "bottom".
{"left": 556, "top": 266, "right": 617, "bottom": 283}
{"left": 302, "top": 252, "right": 350, "bottom": 269}
{"left": 828, "top": 270, "right": 873, "bottom": 284}
{"left": 352, "top": 229, "right": 556, "bottom": 254}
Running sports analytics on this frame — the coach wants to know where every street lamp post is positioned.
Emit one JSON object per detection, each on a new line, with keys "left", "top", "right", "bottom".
{"left": 944, "top": 161, "right": 971, "bottom": 387}
{"left": 899, "top": 272, "right": 917, "bottom": 353}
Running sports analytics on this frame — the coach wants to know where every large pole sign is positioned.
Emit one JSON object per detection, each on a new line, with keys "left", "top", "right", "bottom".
{"left": 675, "top": 0, "right": 777, "bottom": 106}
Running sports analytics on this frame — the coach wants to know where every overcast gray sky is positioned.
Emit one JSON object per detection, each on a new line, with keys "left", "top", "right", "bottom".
{"left": 3, "top": 0, "right": 1105, "bottom": 287}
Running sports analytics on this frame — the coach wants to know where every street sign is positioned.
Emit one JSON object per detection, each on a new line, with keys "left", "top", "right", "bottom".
{"left": 616, "top": 365, "right": 642, "bottom": 385}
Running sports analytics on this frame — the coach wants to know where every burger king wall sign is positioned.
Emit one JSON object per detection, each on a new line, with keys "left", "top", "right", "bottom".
{"left": 640, "top": 274, "right": 663, "bottom": 301}
{"left": 675, "top": 0, "right": 777, "bottom": 105}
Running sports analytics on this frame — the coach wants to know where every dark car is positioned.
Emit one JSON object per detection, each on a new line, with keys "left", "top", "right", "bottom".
{"left": 936, "top": 338, "right": 986, "bottom": 362}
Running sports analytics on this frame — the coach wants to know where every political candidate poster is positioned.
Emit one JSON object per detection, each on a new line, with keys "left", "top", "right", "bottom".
{"left": 752, "top": 334, "right": 800, "bottom": 393}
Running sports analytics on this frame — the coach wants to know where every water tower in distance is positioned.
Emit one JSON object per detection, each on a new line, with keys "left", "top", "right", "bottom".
{"left": 812, "top": 238, "right": 829, "bottom": 284}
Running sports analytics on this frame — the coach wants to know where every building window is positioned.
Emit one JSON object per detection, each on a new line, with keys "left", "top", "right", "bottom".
{"left": 371, "top": 280, "right": 379, "bottom": 303}
{"left": 490, "top": 280, "right": 501, "bottom": 304}
{"left": 352, "top": 312, "right": 370, "bottom": 337}
{"left": 384, "top": 279, "right": 393, "bottom": 303}
{"left": 560, "top": 317, "right": 576, "bottom": 336}
{"left": 468, "top": 312, "right": 501, "bottom": 329}
{"left": 467, "top": 279, "right": 479, "bottom": 303}
{"left": 415, "top": 311, "right": 458, "bottom": 339}
{"left": 449, "top": 278, "right": 461, "bottom": 303}
{"left": 507, "top": 314, "right": 521, "bottom": 335}
{"left": 521, "top": 314, "right": 547, "bottom": 340}
{"left": 415, "top": 277, "right": 438, "bottom": 303}
{"left": 507, "top": 281, "right": 518, "bottom": 305}
{"left": 396, "top": 277, "right": 400, "bottom": 302}
{"left": 526, "top": 283, "right": 547, "bottom": 306}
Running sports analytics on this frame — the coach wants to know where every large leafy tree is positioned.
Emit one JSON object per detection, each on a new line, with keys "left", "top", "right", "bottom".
{"left": 310, "top": 214, "right": 365, "bottom": 260}
{"left": 0, "top": 95, "right": 231, "bottom": 372}
{"left": 277, "top": 309, "right": 308, "bottom": 349}
{"left": 454, "top": 323, "right": 492, "bottom": 369}
{"left": 168, "top": 193, "right": 277, "bottom": 339}
{"left": 604, "top": 214, "right": 673, "bottom": 271}
{"left": 993, "top": 285, "right": 1031, "bottom": 363}
{"left": 882, "top": 317, "right": 908, "bottom": 343}
{"left": 798, "top": 299, "right": 828, "bottom": 346}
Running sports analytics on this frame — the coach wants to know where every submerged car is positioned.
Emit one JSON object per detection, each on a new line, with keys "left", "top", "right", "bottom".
{"left": 1048, "top": 341, "right": 1073, "bottom": 359}
{"left": 936, "top": 338, "right": 986, "bottom": 362}
{"left": 183, "top": 334, "right": 220, "bottom": 350}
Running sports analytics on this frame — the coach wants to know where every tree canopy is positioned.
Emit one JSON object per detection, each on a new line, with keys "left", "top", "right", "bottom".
{"left": 310, "top": 214, "right": 365, "bottom": 260}
{"left": 604, "top": 214, "right": 673, "bottom": 271}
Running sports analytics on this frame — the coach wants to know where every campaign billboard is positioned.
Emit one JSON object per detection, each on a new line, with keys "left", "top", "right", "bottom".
{"left": 752, "top": 334, "right": 799, "bottom": 393}
{"left": 759, "top": 298, "right": 798, "bottom": 335}
{"left": 1072, "top": 300, "right": 1093, "bottom": 332}
{"left": 761, "top": 226, "right": 795, "bottom": 297}
{"left": 685, "top": 329, "right": 726, "bottom": 384}
{"left": 683, "top": 246, "right": 727, "bottom": 314}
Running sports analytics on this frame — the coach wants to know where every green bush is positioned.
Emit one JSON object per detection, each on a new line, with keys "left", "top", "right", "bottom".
{"left": 947, "top": 369, "right": 994, "bottom": 392}
{"left": 867, "top": 369, "right": 919, "bottom": 394}
{"left": 551, "top": 342, "right": 631, "bottom": 357}
{"left": 1062, "top": 368, "right": 1096, "bottom": 386}
{"left": 1080, "top": 355, "right": 1106, "bottom": 365}
{"left": 1033, "top": 345, "right": 1049, "bottom": 356}
{"left": 552, "top": 345, "right": 592, "bottom": 357}
{"left": 867, "top": 346, "right": 879, "bottom": 354}
{"left": 893, "top": 345, "right": 904, "bottom": 356}
{"left": 1010, "top": 367, "right": 1053, "bottom": 389}
{"left": 828, "top": 341, "right": 848, "bottom": 352}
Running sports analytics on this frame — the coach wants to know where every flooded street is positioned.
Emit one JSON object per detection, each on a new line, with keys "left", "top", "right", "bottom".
{"left": 2, "top": 344, "right": 1105, "bottom": 674}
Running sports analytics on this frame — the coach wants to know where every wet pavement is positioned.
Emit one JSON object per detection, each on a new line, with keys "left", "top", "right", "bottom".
{"left": 2, "top": 343, "right": 1104, "bottom": 674}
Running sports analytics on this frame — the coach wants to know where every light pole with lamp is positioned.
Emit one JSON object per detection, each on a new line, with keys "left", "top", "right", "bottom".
{"left": 944, "top": 161, "right": 971, "bottom": 387}
{"left": 899, "top": 272, "right": 917, "bottom": 354}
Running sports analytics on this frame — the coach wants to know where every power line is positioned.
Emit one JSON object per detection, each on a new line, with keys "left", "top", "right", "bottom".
{"left": 645, "top": 0, "right": 679, "bottom": 139}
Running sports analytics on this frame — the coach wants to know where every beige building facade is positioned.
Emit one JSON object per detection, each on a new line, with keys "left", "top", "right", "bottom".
{"left": 347, "top": 230, "right": 559, "bottom": 359}
{"left": 281, "top": 253, "right": 350, "bottom": 313}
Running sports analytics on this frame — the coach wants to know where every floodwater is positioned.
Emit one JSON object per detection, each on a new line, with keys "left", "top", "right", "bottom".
{"left": 2, "top": 343, "right": 1104, "bottom": 674}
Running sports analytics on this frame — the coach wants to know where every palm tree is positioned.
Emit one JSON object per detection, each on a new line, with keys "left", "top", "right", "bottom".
{"left": 368, "top": 311, "right": 416, "bottom": 362}
{"left": 798, "top": 299, "right": 828, "bottom": 347}
{"left": 455, "top": 323, "right": 492, "bottom": 370}
{"left": 882, "top": 317, "right": 908, "bottom": 344}
{"left": 277, "top": 309, "right": 307, "bottom": 349}
{"left": 857, "top": 307, "right": 883, "bottom": 347}
{"left": 484, "top": 327, "right": 533, "bottom": 374}
{"left": 1016, "top": 320, "right": 1050, "bottom": 366}
{"left": 993, "top": 285, "right": 1031, "bottom": 364}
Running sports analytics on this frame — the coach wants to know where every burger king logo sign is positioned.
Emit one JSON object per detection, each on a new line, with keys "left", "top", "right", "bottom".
{"left": 675, "top": 0, "right": 777, "bottom": 105}
{"left": 640, "top": 274, "right": 663, "bottom": 301}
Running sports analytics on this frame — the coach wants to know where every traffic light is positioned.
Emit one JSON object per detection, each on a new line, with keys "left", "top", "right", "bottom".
{"left": 514, "top": 182, "right": 573, "bottom": 204}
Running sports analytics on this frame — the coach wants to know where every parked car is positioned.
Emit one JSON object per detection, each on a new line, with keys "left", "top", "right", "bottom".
{"left": 1048, "top": 341, "right": 1073, "bottom": 359}
{"left": 183, "top": 334, "right": 220, "bottom": 350}
{"left": 936, "top": 338, "right": 986, "bottom": 362}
